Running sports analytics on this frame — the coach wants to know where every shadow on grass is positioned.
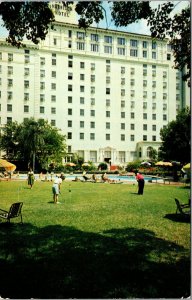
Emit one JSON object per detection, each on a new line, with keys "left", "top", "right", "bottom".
{"left": 164, "top": 213, "right": 190, "bottom": 223}
{"left": 0, "top": 223, "right": 190, "bottom": 299}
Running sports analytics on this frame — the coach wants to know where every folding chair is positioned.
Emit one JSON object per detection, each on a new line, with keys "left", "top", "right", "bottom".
{"left": 0, "top": 202, "right": 23, "bottom": 224}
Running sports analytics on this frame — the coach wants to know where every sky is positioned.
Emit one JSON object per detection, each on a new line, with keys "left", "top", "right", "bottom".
{"left": 0, "top": 0, "right": 190, "bottom": 38}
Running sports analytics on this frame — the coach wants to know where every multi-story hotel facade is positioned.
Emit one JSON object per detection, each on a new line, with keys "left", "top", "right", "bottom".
{"left": 0, "top": 3, "right": 190, "bottom": 165}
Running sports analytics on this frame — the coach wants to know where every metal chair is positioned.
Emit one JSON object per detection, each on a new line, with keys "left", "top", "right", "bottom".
{"left": 175, "top": 198, "right": 190, "bottom": 216}
{"left": 0, "top": 202, "right": 23, "bottom": 224}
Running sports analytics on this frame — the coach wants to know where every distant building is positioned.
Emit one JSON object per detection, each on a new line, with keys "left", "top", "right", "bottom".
{"left": 0, "top": 3, "right": 190, "bottom": 164}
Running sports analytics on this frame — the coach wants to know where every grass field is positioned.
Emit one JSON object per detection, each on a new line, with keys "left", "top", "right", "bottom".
{"left": 0, "top": 180, "right": 190, "bottom": 298}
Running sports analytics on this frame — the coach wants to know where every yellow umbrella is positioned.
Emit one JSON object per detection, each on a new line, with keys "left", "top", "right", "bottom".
{"left": 0, "top": 159, "right": 16, "bottom": 172}
{"left": 155, "top": 161, "right": 172, "bottom": 167}
{"left": 183, "top": 163, "right": 190, "bottom": 170}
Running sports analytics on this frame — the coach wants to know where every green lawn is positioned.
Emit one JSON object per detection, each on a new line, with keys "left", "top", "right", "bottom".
{"left": 0, "top": 180, "right": 190, "bottom": 298}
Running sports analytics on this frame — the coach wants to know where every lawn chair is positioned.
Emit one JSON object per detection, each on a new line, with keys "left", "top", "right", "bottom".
{"left": 175, "top": 198, "right": 190, "bottom": 216}
{"left": 0, "top": 202, "right": 23, "bottom": 224}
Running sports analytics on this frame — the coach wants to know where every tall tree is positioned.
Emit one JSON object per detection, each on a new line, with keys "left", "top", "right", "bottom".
{"left": 0, "top": 118, "right": 67, "bottom": 171}
{"left": 158, "top": 108, "right": 191, "bottom": 164}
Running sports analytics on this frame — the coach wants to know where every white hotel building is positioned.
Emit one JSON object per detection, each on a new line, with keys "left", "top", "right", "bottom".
{"left": 0, "top": 3, "right": 190, "bottom": 165}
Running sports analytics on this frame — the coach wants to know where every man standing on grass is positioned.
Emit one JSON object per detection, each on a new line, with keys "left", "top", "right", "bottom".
{"left": 52, "top": 175, "right": 62, "bottom": 204}
{"left": 136, "top": 172, "right": 145, "bottom": 195}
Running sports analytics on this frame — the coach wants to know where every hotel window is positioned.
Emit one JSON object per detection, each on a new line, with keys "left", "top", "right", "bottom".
{"left": 143, "top": 41, "right": 148, "bottom": 48}
{"left": 130, "top": 79, "right": 135, "bottom": 86}
{"left": 121, "top": 134, "right": 125, "bottom": 141}
{"left": 24, "top": 80, "right": 29, "bottom": 89}
{"left": 80, "top": 109, "right": 84, "bottom": 116}
{"left": 121, "top": 78, "right": 125, "bottom": 85}
{"left": 152, "top": 114, "right": 156, "bottom": 120}
{"left": 68, "top": 120, "right": 72, "bottom": 127}
{"left": 104, "top": 46, "right": 112, "bottom": 54}
{"left": 77, "top": 42, "right": 85, "bottom": 50}
{"left": 152, "top": 103, "right": 156, "bottom": 109}
{"left": 80, "top": 86, "right": 85, "bottom": 92}
{"left": 143, "top": 124, "right": 147, "bottom": 131}
{"left": 117, "top": 37, "right": 125, "bottom": 45}
{"left": 8, "top": 66, "right": 13, "bottom": 75}
{"left": 106, "top": 111, "right": 110, "bottom": 117}
{"left": 79, "top": 74, "right": 84, "bottom": 81}
{"left": 152, "top": 70, "right": 156, "bottom": 77}
{"left": 106, "top": 134, "right": 110, "bottom": 140}
{"left": 40, "top": 94, "right": 45, "bottom": 102}
{"left": 24, "top": 68, "right": 29, "bottom": 76}
{"left": 8, "top": 53, "right": 13, "bottom": 61}
{"left": 104, "top": 35, "right": 112, "bottom": 43}
{"left": 91, "top": 33, "right": 99, "bottom": 42}
{"left": 152, "top": 52, "right": 157, "bottom": 59}
{"left": 163, "top": 114, "right": 167, "bottom": 121}
{"left": 121, "top": 123, "right": 125, "bottom": 130}
{"left": 117, "top": 48, "right": 125, "bottom": 55}
{"left": 77, "top": 31, "right": 85, "bottom": 39}
{"left": 91, "top": 75, "right": 95, "bottom": 82}
{"left": 68, "top": 30, "right": 72, "bottom": 38}
{"left": 152, "top": 92, "right": 156, "bottom": 99}
{"left": 52, "top": 58, "right": 56, "bottom": 66}
{"left": 130, "top": 124, "right": 135, "bottom": 130}
{"left": 143, "top": 91, "right": 147, "bottom": 98}
{"left": 152, "top": 81, "right": 156, "bottom": 88}
{"left": 50, "top": 71, "right": 56, "bottom": 78}
{"left": 7, "top": 104, "right": 12, "bottom": 112}
{"left": 163, "top": 82, "right": 167, "bottom": 89}
{"left": 176, "top": 94, "right": 180, "bottom": 101}
{"left": 130, "top": 39, "right": 138, "bottom": 47}
{"left": 130, "top": 49, "right": 138, "bottom": 57}
{"left": 176, "top": 83, "right": 180, "bottom": 90}
{"left": 40, "top": 106, "right": 45, "bottom": 114}
{"left": 167, "top": 53, "right": 171, "bottom": 60}
{"left": 106, "top": 76, "right": 110, "bottom": 84}
{"left": 91, "top": 44, "right": 99, "bottom": 52}
{"left": 143, "top": 80, "right": 147, "bottom": 87}
{"left": 68, "top": 60, "right": 73, "bottom": 68}
{"left": 163, "top": 71, "right": 167, "bottom": 78}
{"left": 106, "top": 88, "right": 110, "bottom": 95}
{"left": 40, "top": 70, "right": 45, "bottom": 78}
{"left": 68, "top": 108, "right": 72, "bottom": 115}
{"left": 121, "top": 89, "right": 125, "bottom": 96}
{"left": 163, "top": 103, "right": 167, "bottom": 110}
{"left": 25, "top": 55, "right": 30, "bottom": 64}
{"left": 106, "top": 122, "right": 110, "bottom": 129}
{"left": 131, "top": 90, "right": 135, "bottom": 97}
{"left": 80, "top": 62, "right": 85, "bottom": 69}
{"left": 143, "top": 135, "right": 147, "bottom": 141}
{"left": 106, "top": 65, "right": 111, "bottom": 72}
{"left": 24, "top": 93, "right": 29, "bottom": 101}
{"left": 143, "top": 113, "right": 147, "bottom": 119}
{"left": 80, "top": 133, "right": 84, "bottom": 140}
{"left": 7, "top": 91, "right": 12, "bottom": 100}
{"left": 143, "top": 102, "right": 147, "bottom": 109}
{"left": 0, "top": 65, "right": 2, "bottom": 73}
{"left": 51, "top": 95, "right": 56, "bottom": 102}
{"left": 152, "top": 136, "right": 156, "bottom": 141}
{"left": 68, "top": 84, "right": 72, "bottom": 91}
{"left": 80, "top": 121, "right": 84, "bottom": 128}
{"left": 52, "top": 83, "right": 56, "bottom": 90}
{"left": 68, "top": 132, "right": 72, "bottom": 139}
{"left": 131, "top": 101, "right": 135, "bottom": 108}
{"left": 121, "top": 66, "right": 125, "bottom": 74}
{"left": 68, "top": 72, "right": 73, "bottom": 80}
{"left": 90, "top": 133, "right": 95, "bottom": 140}
{"left": 51, "top": 120, "right": 56, "bottom": 126}
{"left": 131, "top": 112, "right": 135, "bottom": 119}
{"left": 121, "top": 112, "right": 125, "bottom": 118}
{"left": 24, "top": 105, "right": 29, "bottom": 113}
{"left": 121, "top": 101, "right": 125, "bottom": 108}
{"left": 143, "top": 69, "right": 147, "bottom": 76}
{"left": 68, "top": 96, "right": 72, "bottom": 103}
{"left": 80, "top": 97, "right": 85, "bottom": 104}
{"left": 91, "top": 63, "right": 95, "bottom": 70}
{"left": 106, "top": 99, "right": 110, "bottom": 107}
{"left": 90, "top": 110, "right": 95, "bottom": 117}
{"left": 152, "top": 41, "right": 157, "bottom": 49}
{"left": 40, "top": 57, "right": 45, "bottom": 65}
{"left": 91, "top": 86, "right": 95, "bottom": 94}
{"left": 143, "top": 51, "right": 147, "bottom": 58}
{"left": 130, "top": 68, "right": 135, "bottom": 75}
{"left": 152, "top": 125, "right": 156, "bottom": 131}
{"left": 53, "top": 38, "right": 57, "bottom": 45}
{"left": 90, "top": 121, "right": 95, "bottom": 128}
{"left": 130, "top": 135, "right": 135, "bottom": 141}
{"left": 0, "top": 52, "right": 2, "bottom": 60}
{"left": 163, "top": 93, "right": 167, "bottom": 100}
{"left": 68, "top": 41, "right": 72, "bottom": 48}
{"left": 51, "top": 107, "right": 56, "bottom": 114}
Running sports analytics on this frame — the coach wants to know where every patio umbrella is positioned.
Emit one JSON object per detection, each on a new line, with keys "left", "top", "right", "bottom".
{"left": 155, "top": 161, "right": 172, "bottom": 167}
{"left": 65, "top": 162, "right": 76, "bottom": 167}
{"left": 140, "top": 162, "right": 151, "bottom": 166}
{"left": 82, "top": 163, "right": 90, "bottom": 167}
{"left": 183, "top": 163, "right": 190, "bottom": 170}
{"left": 0, "top": 159, "right": 16, "bottom": 172}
